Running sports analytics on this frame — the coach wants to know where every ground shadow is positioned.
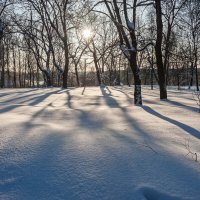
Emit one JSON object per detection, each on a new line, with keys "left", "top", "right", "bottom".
{"left": 143, "top": 106, "right": 200, "bottom": 140}
{"left": 1, "top": 87, "right": 200, "bottom": 200}
{"left": 166, "top": 99, "right": 198, "bottom": 112}
{"left": 0, "top": 89, "right": 62, "bottom": 113}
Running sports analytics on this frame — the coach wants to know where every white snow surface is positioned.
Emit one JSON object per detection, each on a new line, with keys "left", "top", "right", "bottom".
{"left": 0, "top": 86, "right": 200, "bottom": 200}
{"left": 127, "top": 20, "right": 135, "bottom": 30}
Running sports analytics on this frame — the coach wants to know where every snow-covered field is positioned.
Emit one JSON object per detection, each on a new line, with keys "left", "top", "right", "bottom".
{"left": 0, "top": 86, "right": 200, "bottom": 200}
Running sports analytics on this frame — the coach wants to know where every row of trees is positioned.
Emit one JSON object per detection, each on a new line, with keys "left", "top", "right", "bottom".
{"left": 0, "top": 0, "right": 199, "bottom": 105}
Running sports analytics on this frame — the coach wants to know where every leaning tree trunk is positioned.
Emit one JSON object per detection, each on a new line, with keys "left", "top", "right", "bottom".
{"left": 155, "top": 0, "right": 167, "bottom": 99}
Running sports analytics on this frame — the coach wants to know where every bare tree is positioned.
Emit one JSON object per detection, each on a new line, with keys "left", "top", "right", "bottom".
{"left": 100, "top": 0, "right": 149, "bottom": 104}
{"left": 0, "top": 0, "right": 14, "bottom": 88}
{"left": 154, "top": 0, "right": 167, "bottom": 99}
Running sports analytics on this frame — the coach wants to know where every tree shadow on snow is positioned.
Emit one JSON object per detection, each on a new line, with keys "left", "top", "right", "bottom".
{"left": 100, "top": 86, "right": 123, "bottom": 108}
{"left": 142, "top": 106, "right": 200, "bottom": 140}
{"left": 165, "top": 99, "right": 198, "bottom": 112}
{"left": 110, "top": 86, "right": 134, "bottom": 104}
{"left": 0, "top": 89, "right": 62, "bottom": 113}
{"left": 1, "top": 87, "right": 200, "bottom": 200}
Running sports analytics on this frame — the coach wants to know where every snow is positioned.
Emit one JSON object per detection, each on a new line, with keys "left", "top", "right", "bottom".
{"left": 54, "top": 63, "right": 64, "bottom": 74}
{"left": 127, "top": 20, "right": 135, "bottom": 30}
{"left": 0, "top": 86, "right": 200, "bottom": 200}
{"left": 120, "top": 45, "right": 136, "bottom": 58}
{"left": 120, "top": 44, "right": 131, "bottom": 58}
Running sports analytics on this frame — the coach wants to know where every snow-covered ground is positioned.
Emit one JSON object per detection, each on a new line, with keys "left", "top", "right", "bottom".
{"left": 0, "top": 86, "right": 200, "bottom": 200}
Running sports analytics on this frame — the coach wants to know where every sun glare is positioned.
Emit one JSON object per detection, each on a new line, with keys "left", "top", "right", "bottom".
{"left": 83, "top": 29, "right": 92, "bottom": 39}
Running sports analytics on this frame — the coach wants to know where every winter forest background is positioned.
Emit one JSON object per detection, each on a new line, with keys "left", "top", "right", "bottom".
{"left": 1, "top": 1, "right": 200, "bottom": 200}
{"left": 0, "top": 0, "right": 199, "bottom": 104}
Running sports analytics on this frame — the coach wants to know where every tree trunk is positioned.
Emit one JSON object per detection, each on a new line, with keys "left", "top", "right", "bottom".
{"left": 62, "top": 68, "right": 68, "bottom": 88}
{"left": 151, "top": 67, "right": 154, "bottom": 90}
{"left": 83, "top": 60, "right": 87, "bottom": 87}
{"left": 46, "top": 74, "right": 52, "bottom": 87}
{"left": 155, "top": 0, "right": 167, "bottom": 99}
{"left": 189, "top": 62, "right": 194, "bottom": 89}
{"left": 36, "top": 64, "right": 39, "bottom": 88}
{"left": 92, "top": 42, "right": 101, "bottom": 86}
{"left": 24, "top": 59, "right": 27, "bottom": 87}
{"left": 18, "top": 49, "right": 22, "bottom": 88}
{"left": 62, "top": 41, "right": 69, "bottom": 88}
{"left": 94, "top": 55, "right": 101, "bottom": 86}
{"left": 75, "top": 64, "right": 80, "bottom": 87}
{"left": 194, "top": 56, "right": 199, "bottom": 91}
{"left": 32, "top": 68, "right": 35, "bottom": 87}
{"left": 126, "top": 67, "right": 130, "bottom": 87}
{"left": 130, "top": 53, "right": 142, "bottom": 105}
{"left": 0, "top": 19, "right": 3, "bottom": 42}
{"left": 13, "top": 48, "right": 17, "bottom": 88}
{"left": 118, "top": 57, "right": 121, "bottom": 85}
{"left": 0, "top": 40, "right": 4, "bottom": 88}
{"left": 164, "top": 22, "right": 172, "bottom": 86}
{"left": 29, "top": 68, "right": 32, "bottom": 87}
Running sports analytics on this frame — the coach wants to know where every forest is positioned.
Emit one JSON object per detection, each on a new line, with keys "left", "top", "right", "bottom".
{"left": 0, "top": 0, "right": 199, "bottom": 104}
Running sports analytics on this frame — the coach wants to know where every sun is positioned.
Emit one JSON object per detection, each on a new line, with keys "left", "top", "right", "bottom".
{"left": 83, "top": 28, "right": 92, "bottom": 39}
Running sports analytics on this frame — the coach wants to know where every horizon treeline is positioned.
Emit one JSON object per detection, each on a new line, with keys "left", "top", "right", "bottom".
{"left": 0, "top": 0, "right": 199, "bottom": 104}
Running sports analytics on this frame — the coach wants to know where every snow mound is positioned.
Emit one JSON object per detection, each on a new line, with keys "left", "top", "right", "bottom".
{"left": 134, "top": 185, "right": 194, "bottom": 200}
